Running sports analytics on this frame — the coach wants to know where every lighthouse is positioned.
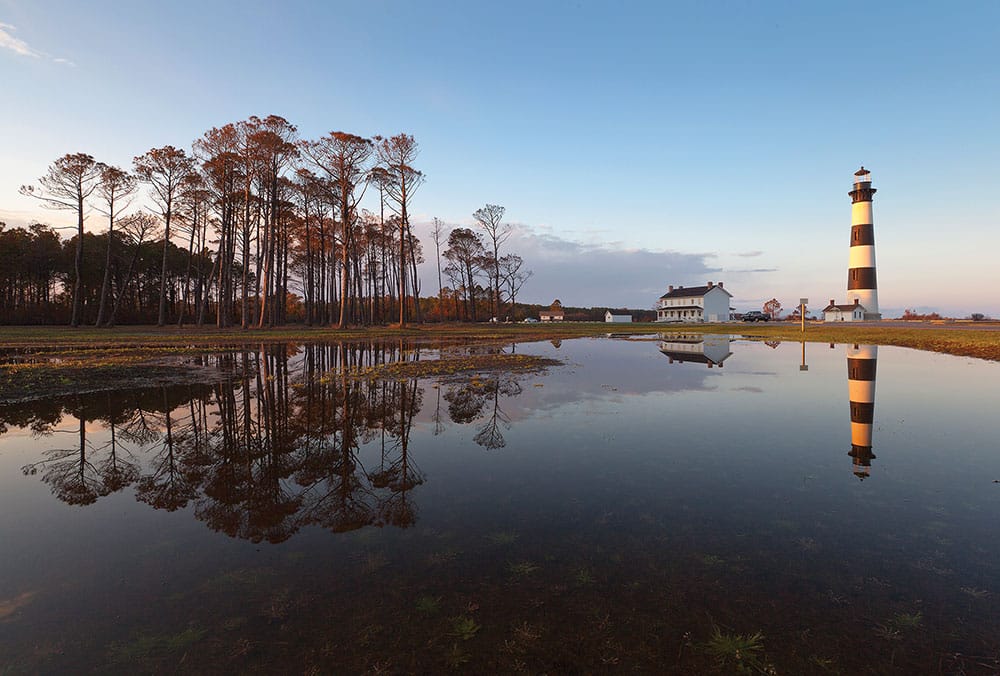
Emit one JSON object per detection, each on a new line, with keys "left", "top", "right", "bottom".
{"left": 847, "top": 167, "right": 881, "bottom": 319}
{"left": 846, "top": 344, "right": 878, "bottom": 479}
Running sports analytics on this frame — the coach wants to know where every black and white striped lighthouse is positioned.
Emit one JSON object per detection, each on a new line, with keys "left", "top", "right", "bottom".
{"left": 847, "top": 167, "right": 881, "bottom": 319}
{"left": 847, "top": 343, "right": 877, "bottom": 479}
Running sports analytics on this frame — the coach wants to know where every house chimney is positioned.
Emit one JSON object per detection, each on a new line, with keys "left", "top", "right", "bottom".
{"left": 854, "top": 298, "right": 860, "bottom": 306}
{"left": 678, "top": 285, "right": 683, "bottom": 289}
{"left": 668, "top": 285, "right": 673, "bottom": 293}
{"left": 707, "top": 281, "right": 713, "bottom": 288}
{"left": 717, "top": 281, "right": 723, "bottom": 289}
{"left": 830, "top": 299, "right": 835, "bottom": 306}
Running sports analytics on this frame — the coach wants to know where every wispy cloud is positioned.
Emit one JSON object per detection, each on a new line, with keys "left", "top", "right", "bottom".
{"left": 0, "top": 22, "right": 74, "bottom": 65}
{"left": 736, "top": 250, "right": 764, "bottom": 258}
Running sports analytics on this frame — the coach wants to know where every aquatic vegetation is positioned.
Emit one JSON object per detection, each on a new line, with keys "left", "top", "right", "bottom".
{"left": 107, "top": 626, "right": 207, "bottom": 665}
{"left": 700, "top": 625, "right": 766, "bottom": 674}
{"left": 796, "top": 537, "right": 819, "bottom": 551}
{"left": 700, "top": 554, "right": 725, "bottom": 566}
{"left": 450, "top": 615, "right": 481, "bottom": 641}
{"left": 444, "top": 642, "right": 470, "bottom": 668}
{"left": 415, "top": 595, "right": 442, "bottom": 615}
{"left": 574, "top": 567, "right": 595, "bottom": 586}
{"left": 508, "top": 561, "right": 539, "bottom": 576}
{"left": 513, "top": 621, "right": 541, "bottom": 642}
{"left": 486, "top": 530, "right": 519, "bottom": 545}
{"left": 889, "top": 611, "right": 922, "bottom": 629}
{"left": 426, "top": 547, "right": 461, "bottom": 565}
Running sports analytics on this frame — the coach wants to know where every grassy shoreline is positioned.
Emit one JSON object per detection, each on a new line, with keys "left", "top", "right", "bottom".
{"left": 1, "top": 321, "right": 999, "bottom": 359}
{"left": 2, "top": 321, "right": 998, "bottom": 404}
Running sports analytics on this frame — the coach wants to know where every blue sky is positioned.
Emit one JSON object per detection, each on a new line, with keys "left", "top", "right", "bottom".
{"left": 2, "top": 1, "right": 998, "bottom": 316}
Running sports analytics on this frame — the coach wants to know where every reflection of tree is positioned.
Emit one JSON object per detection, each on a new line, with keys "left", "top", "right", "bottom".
{"left": 135, "top": 387, "right": 201, "bottom": 511}
{"left": 371, "top": 379, "right": 425, "bottom": 527}
{"left": 442, "top": 355, "right": 524, "bottom": 450}
{"left": 473, "top": 376, "right": 521, "bottom": 450}
{"left": 22, "top": 414, "right": 109, "bottom": 506}
{"left": 10, "top": 341, "right": 432, "bottom": 542}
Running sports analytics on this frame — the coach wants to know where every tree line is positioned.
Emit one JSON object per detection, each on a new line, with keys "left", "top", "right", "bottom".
{"left": 3, "top": 115, "right": 531, "bottom": 326}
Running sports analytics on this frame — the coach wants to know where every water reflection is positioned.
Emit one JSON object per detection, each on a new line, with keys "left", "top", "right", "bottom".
{"left": 847, "top": 344, "right": 878, "bottom": 479}
{"left": 0, "top": 341, "right": 541, "bottom": 541}
{"left": 658, "top": 333, "right": 732, "bottom": 368}
{"left": 3, "top": 338, "right": 1000, "bottom": 672}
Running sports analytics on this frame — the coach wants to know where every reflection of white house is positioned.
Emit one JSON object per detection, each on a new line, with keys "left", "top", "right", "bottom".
{"left": 656, "top": 282, "right": 731, "bottom": 323}
{"left": 823, "top": 298, "right": 866, "bottom": 322}
{"left": 658, "top": 333, "right": 732, "bottom": 368}
{"left": 605, "top": 311, "right": 632, "bottom": 323}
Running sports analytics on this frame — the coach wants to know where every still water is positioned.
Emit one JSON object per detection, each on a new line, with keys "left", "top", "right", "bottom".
{"left": 1, "top": 336, "right": 998, "bottom": 673}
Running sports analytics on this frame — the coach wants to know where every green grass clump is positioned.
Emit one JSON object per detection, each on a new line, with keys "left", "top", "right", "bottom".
{"left": 700, "top": 625, "right": 766, "bottom": 673}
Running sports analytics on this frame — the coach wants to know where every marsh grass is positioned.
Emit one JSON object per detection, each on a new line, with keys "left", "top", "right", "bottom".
{"left": 700, "top": 625, "right": 768, "bottom": 673}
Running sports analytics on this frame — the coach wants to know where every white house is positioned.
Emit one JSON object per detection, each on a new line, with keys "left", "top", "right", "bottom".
{"left": 605, "top": 311, "right": 632, "bottom": 323}
{"left": 658, "top": 333, "right": 732, "bottom": 368}
{"left": 823, "top": 298, "right": 867, "bottom": 322}
{"left": 656, "top": 282, "right": 732, "bottom": 323}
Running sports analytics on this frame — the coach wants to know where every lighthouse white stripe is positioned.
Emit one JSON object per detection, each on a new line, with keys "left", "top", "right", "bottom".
{"left": 851, "top": 202, "right": 873, "bottom": 224}
{"left": 849, "top": 245, "right": 877, "bottom": 268}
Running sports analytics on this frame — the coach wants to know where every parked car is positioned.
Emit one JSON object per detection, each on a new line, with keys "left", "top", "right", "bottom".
{"left": 742, "top": 311, "right": 770, "bottom": 322}
{"left": 522, "top": 317, "right": 539, "bottom": 323}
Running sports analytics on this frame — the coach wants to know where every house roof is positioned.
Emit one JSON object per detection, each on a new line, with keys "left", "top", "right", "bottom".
{"left": 658, "top": 304, "right": 703, "bottom": 310}
{"left": 659, "top": 284, "right": 732, "bottom": 299}
{"left": 824, "top": 303, "right": 866, "bottom": 312}
{"left": 606, "top": 311, "right": 631, "bottom": 316}
{"left": 540, "top": 309, "right": 564, "bottom": 315}
{"left": 658, "top": 349, "right": 732, "bottom": 366}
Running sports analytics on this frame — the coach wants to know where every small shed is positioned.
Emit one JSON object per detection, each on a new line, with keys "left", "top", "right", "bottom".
{"left": 605, "top": 311, "right": 633, "bottom": 323}
{"left": 823, "top": 298, "right": 867, "bottom": 322}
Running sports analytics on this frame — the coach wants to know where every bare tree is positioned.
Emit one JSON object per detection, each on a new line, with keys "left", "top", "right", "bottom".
{"left": 431, "top": 217, "right": 447, "bottom": 321}
{"left": 373, "top": 134, "right": 424, "bottom": 326}
{"left": 498, "top": 253, "right": 532, "bottom": 319}
{"left": 134, "top": 146, "right": 196, "bottom": 326}
{"left": 94, "top": 165, "right": 138, "bottom": 327}
{"left": 19, "top": 153, "right": 101, "bottom": 326}
{"left": 472, "top": 204, "right": 510, "bottom": 320}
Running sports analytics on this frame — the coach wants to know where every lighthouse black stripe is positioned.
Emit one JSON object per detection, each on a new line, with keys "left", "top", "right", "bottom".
{"left": 850, "top": 224, "right": 875, "bottom": 246}
{"left": 848, "top": 267, "right": 877, "bottom": 290}
{"left": 847, "top": 358, "right": 877, "bottom": 381}
{"left": 850, "top": 401, "right": 875, "bottom": 424}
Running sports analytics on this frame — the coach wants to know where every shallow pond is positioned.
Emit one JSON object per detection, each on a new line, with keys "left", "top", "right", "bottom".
{"left": 1, "top": 336, "right": 998, "bottom": 673}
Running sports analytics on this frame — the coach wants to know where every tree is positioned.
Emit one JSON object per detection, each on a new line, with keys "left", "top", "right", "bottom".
{"left": 134, "top": 146, "right": 196, "bottom": 326}
{"left": 763, "top": 298, "right": 782, "bottom": 319}
{"left": 108, "top": 212, "right": 159, "bottom": 327}
{"left": 20, "top": 153, "right": 101, "bottom": 326}
{"left": 472, "top": 204, "right": 510, "bottom": 320}
{"left": 300, "top": 131, "right": 372, "bottom": 328}
{"left": 373, "top": 134, "right": 424, "bottom": 326}
{"left": 443, "top": 228, "right": 486, "bottom": 321}
{"left": 498, "top": 253, "right": 531, "bottom": 318}
{"left": 431, "top": 217, "right": 447, "bottom": 321}
{"left": 94, "top": 165, "right": 138, "bottom": 326}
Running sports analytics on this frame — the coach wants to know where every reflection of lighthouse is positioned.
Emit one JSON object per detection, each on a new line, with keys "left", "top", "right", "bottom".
{"left": 847, "top": 344, "right": 877, "bottom": 479}
{"left": 847, "top": 167, "right": 881, "bottom": 319}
